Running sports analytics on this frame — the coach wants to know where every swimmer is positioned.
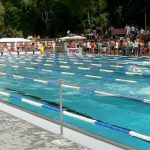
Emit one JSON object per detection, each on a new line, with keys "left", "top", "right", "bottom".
{"left": 128, "top": 65, "right": 141, "bottom": 72}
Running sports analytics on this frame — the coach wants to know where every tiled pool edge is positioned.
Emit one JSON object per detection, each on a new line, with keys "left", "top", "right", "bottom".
{"left": 0, "top": 100, "right": 134, "bottom": 150}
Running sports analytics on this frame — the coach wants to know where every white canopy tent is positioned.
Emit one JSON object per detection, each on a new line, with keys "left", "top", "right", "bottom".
{"left": 59, "top": 36, "right": 71, "bottom": 41}
{"left": 0, "top": 38, "right": 31, "bottom": 43}
{"left": 59, "top": 35, "right": 86, "bottom": 41}
{"left": 70, "top": 35, "right": 86, "bottom": 40}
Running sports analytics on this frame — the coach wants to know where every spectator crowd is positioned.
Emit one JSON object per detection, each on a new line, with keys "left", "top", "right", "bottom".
{"left": 0, "top": 25, "right": 150, "bottom": 57}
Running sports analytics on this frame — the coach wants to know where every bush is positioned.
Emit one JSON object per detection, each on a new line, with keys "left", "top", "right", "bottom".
{"left": 3, "top": 26, "right": 23, "bottom": 37}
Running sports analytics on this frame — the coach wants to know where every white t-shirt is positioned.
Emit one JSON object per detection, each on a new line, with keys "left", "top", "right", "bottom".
{"left": 133, "top": 41, "right": 139, "bottom": 48}
{"left": 115, "top": 42, "right": 119, "bottom": 49}
{"left": 87, "top": 42, "right": 91, "bottom": 49}
{"left": 140, "top": 29, "right": 145, "bottom": 34}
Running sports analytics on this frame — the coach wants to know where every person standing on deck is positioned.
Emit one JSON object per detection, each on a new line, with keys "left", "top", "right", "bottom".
{"left": 32, "top": 43, "right": 36, "bottom": 55}
{"left": 40, "top": 43, "right": 45, "bottom": 55}
{"left": 52, "top": 41, "right": 56, "bottom": 52}
{"left": 7, "top": 42, "right": 11, "bottom": 55}
{"left": 17, "top": 43, "right": 20, "bottom": 56}
{"left": 0, "top": 43, "right": 4, "bottom": 56}
{"left": 91, "top": 40, "right": 96, "bottom": 54}
{"left": 133, "top": 39, "right": 139, "bottom": 57}
{"left": 148, "top": 41, "right": 150, "bottom": 57}
{"left": 114, "top": 40, "right": 119, "bottom": 55}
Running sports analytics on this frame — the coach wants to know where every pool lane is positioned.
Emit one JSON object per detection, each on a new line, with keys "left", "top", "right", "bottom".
{"left": 0, "top": 54, "right": 150, "bottom": 149}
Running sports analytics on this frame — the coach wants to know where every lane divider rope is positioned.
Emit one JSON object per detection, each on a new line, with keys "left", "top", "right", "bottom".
{"left": 0, "top": 90, "right": 149, "bottom": 142}
{"left": 1, "top": 57, "right": 149, "bottom": 76}
{"left": 1, "top": 62, "right": 150, "bottom": 86}
{"left": 0, "top": 72, "right": 150, "bottom": 104}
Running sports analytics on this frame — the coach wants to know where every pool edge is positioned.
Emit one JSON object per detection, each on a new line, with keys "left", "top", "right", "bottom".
{"left": 0, "top": 100, "right": 135, "bottom": 150}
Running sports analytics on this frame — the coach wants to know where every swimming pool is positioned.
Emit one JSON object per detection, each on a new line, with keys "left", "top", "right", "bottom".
{"left": 0, "top": 54, "right": 150, "bottom": 150}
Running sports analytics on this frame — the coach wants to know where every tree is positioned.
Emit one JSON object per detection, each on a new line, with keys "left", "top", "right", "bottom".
{"left": 107, "top": 0, "right": 150, "bottom": 28}
{"left": 58, "top": 0, "right": 87, "bottom": 34}
{"left": 0, "top": 0, "right": 149, "bottom": 38}
{"left": 0, "top": 1, "right": 5, "bottom": 37}
{"left": 81, "top": 0, "right": 109, "bottom": 35}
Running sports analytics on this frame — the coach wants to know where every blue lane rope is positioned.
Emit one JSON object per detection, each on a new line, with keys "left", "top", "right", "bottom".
{"left": 1, "top": 55, "right": 150, "bottom": 74}
{"left": 2, "top": 54, "right": 150, "bottom": 69}
{"left": 66, "top": 54, "right": 150, "bottom": 68}
{"left": 1, "top": 56, "right": 150, "bottom": 78}
{"left": 1, "top": 60, "right": 150, "bottom": 86}
{"left": 63, "top": 58, "right": 150, "bottom": 76}
{"left": 0, "top": 90, "right": 149, "bottom": 142}
{"left": 94, "top": 121, "right": 129, "bottom": 134}
{"left": 0, "top": 72, "right": 150, "bottom": 104}
{"left": 0, "top": 56, "right": 149, "bottom": 88}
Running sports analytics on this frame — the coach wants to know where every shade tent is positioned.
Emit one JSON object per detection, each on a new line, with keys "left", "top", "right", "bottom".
{"left": 59, "top": 36, "right": 71, "bottom": 41}
{"left": 59, "top": 36, "right": 86, "bottom": 41}
{"left": 0, "top": 38, "right": 31, "bottom": 43}
{"left": 70, "top": 36, "right": 86, "bottom": 40}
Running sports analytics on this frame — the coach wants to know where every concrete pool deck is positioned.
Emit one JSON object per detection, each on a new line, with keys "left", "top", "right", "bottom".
{"left": 0, "top": 101, "right": 132, "bottom": 150}
{"left": 0, "top": 102, "right": 90, "bottom": 150}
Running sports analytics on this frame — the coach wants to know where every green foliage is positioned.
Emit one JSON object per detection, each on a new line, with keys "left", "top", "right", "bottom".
{"left": 3, "top": 26, "right": 23, "bottom": 37}
{"left": 0, "top": 1, "right": 5, "bottom": 37}
{"left": 0, "top": 0, "right": 149, "bottom": 38}
{"left": 107, "top": 0, "right": 150, "bottom": 28}
{"left": 81, "top": 0, "right": 109, "bottom": 31}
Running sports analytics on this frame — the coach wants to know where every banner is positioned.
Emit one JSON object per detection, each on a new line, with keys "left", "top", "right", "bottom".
{"left": 65, "top": 47, "right": 82, "bottom": 55}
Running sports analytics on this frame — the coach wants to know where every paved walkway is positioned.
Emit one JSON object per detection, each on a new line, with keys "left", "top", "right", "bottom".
{"left": 0, "top": 110, "right": 91, "bottom": 150}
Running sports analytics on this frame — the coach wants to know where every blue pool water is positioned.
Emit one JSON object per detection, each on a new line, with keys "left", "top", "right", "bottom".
{"left": 0, "top": 54, "right": 150, "bottom": 149}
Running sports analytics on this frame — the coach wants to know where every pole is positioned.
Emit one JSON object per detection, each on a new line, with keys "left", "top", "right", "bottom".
{"left": 145, "top": 11, "right": 147, "bottom": 31}
{"left": 59, "top": 79, "right": 63, "bottom": 135}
